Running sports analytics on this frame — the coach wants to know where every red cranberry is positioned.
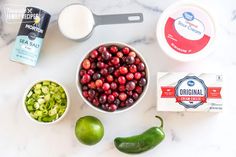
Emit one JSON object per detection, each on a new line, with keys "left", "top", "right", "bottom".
{"left": 108, "top": 67, "right": 115, "bottom": 74}
{"left": 82, "top": 59, "right": 91, "bottom": 70}
{"left": 129, "top": 65, "right": 137, "bottom": 73}
{"left": 114, "top": 99, "right": 121, "bottom": 106}
{"left": 126, "top": 73, "right": 134, "bottom": 80}
{"left": 102, "top": 51, "right": 111, "bottom": 60}
{"left": 108, "top": 104, "right": 117, "bottom": 112}
{"left": 119, "top": 66, "right": 128, "bottom": 75}
{"left": 82, "top": 85, "right": 88, "bottom": 91}
{"left": 90, "top": 50, "right": 98, "bottom": 58}
{"left": 122, "top": 47, "right": 130, "bottom": 54}
{"left": 114, "top": 70, "right": 120, "bottom": 77}
{"left": 125, "top": 56, "right": 135, "bottom": 64}
{"left": 120, "top": 102, "right": 126, "bottom": 107}
{"left": 91, "top": 62, "right": 96, "bottom": 69}
{"left": 125, "top": 98, "right": 134, "bottom": 106}
{"left": 100, "top": 68, "right": 108, "bottom": 76}
{"left": 105, "top": 89, "right": 112, "bottom": 95}
{"left": 141, "top": 71, "right": 146, "bottom": 77}
{"left": 82, "top": 91, "right": 88, "bottom": 98}
{"left": 127, "top": 91, "right": 133, "bottom": 96}
{"left": 79, "top": 69, "right": 87, "bottom": 76}
{"left": 98, "top": 46, "right": 107, "bottom": 53}
{"left": 111, "top": 57, "right": 120, "bottom": 65}
{"left": 134, "top": 72, "right": 142, "bottom": 80}
{"left": 129, "top": 51, "right": 136, "bottom": 57}
{"left": 118, "top": 76, "right": 126, "bottom": 85}
{"left": 110, "top": 82, "right": 118, "bottom": 90}
{"left": 102, "top": 83, "right": 110, "bottom": 91}
{"left": 119, "top": 92, "right": 127, "bottom": 101}
{"left": 108, "top": 94, "right": 115, "bottom": 103}
{"left": 106, "top": 75, "right": 114, "bottom": 82}
{"left": 88, "top": 82, "right": 96, "bottom": 89}
{"left": 101, "top": 104, "right": 109, "bottom": 111}
{"left": 92, "top": 98, "right": 99, "bottom": 106}
{"left": 87, "top": 97, "right": 93, "bottom": 102}
{"left": 99, "top": 94, "right": 107, "bottom": 104}
{"left": 97, "top": 61, "right": 105, "bottom": 69}
{"left": 135, "top": 86, "right": 143, "bottom": 94}
{"left": 110, "top": 46, "right": 118, "bottom": 53}
{"left": 117, "top": 51, "right": 123, "bottom": 58}
{"left": 135, "top": 58, "right": 141, "bottom": 64}
{"left": 92, "top": 73, "right": 101, "bottom": 80}
{"left": 112, "top": 91, "right": 119, "bottom": 98}
{"left": 126, "top": 81, "right": 136, "bottom": 91}
{"left": 88, "top": 89, "right": 96, "bottom": 98}
{"left": 95, "top": 79, "right": 103, "bottom": 87}
{"left": 81, "top": 74, "right": 91, "bottom": 84}
{"left": 132, "top": 92, "right": 139, "bottom": 100}
{"left": 137, "top": 63, "right": 145, "bottom": 71}
{"left": 87, "top": 69, "right": 94, "bottom": 75}
{"left": 139, "top": 78, "right": 147, "bottom": 86}
{"left": 119, "top": 85, "right": 125, "bottom": 92}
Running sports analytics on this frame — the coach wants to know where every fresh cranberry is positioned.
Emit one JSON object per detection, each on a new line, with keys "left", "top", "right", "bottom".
{"left": 82, "top": 91, "right": 88, "bottom": 98}
{"left": 81, "top": 74, "right": 91, "bottom": 84}
{"left": 114, "top": 99, "right": 121, "bottom": 106}
{"left": 134, "top": 72, "right": 142, "bottom": 80}
{"left": 111, "top": 57, "right": 120, "bottom": 65}
{"left": 102, "top": 83, "right": 110, "bottom": 91}
{"left": 90, "top": 50, "right": 98, "bottom": 58}
{"left": 88, "top": 89, "right": 96, "bottom": 98}
{"left": 102, "top": 51, "right": 111, "bottom": 60}
{"left": 112, "top": 91, "right": 119, "bottom": 98}
{"left": 97, "top": 61, "right": 105, "bottom": 69}
{"left": 120, "top": 102, "right": 126, "bottom": 107}
{"left": 126, "top": 73, "right": 134, "bottom": 80}
{"left": 132, "top": 92, "right": 139, "bottom": 100}
{"left": 87, "top": 69, "right": 94, "bottom": 75}
{"left": 137, "top": 63, "right": 145, "bottom": 71}
{"left": 128, "top": 51, "right": 136, "bottom": 57}
{"left": 110, "top": 82, "right": 117, "bottom": 90}
{"left": 114, "top": 70, "right": 120, "bottom": 77}
{"left": 92, "top": 98, "right": 99, "bottom": 106}
{"left": 79, "top": 69, "right": 87, "bottom": 76}
{"left": 99, "top": 94, "right": 107, "bottom": 104}
{"left": 88, "top": 82, "right": 96, "bottom": 89}
{"left": 126, "top": 56, "right": 135, "bottom": 64}
{"left": 101, "top": 104, "right": 109, "bottom": 111}
{"left": 119, "top": 92, "right": 127, "bottom": 101}
{"left": 105, "top": 89, "right": 112, "bottom": 95}
{"left": 108, "top": 94, "right": 115, "bottom": 103}
{"left": 100, "top": 68, "right": 108, "bottom": 76}
{"left": 98, "top": 46, "right": 107, "bottom": 53}
{"left": 119, "top": 66, "right": 128, "bottom": 75}
{"left": 122, "top": 47, "right": 130, "bottom": 54}
{"left": 87, "top": 97, "right": 93, "bottom": 102}
{"left": 135, "top": 58, "right": 141, "bottom": 64}
{"left": 108, "top": 67, "right": 115, "bottom": 74}
{"left": 127, "top": 91, "right": 133, "bottom": 96}
{"left": 135, "top": 86, "right": 143, "bottom": 94}
{"left": 129, "top": 65, "right": 137, "bottom": 73}
{"left": 141, "top": 71, "right": 146, "bottom": 77}
{"left": 82, "top": 59, "right": 91, "bottom": 70}
{"left": 95, "top": 79, "right": 103, "bottom": 87}
{"left": 118, "top": 76, "right": 126, "bottom": 85}
{"left": 139, "top": 78, "right": 147, "bottom": 86}
{"left": 106, "top": 75, "right": 114, "bottom": 82}
{"left": 119, "top": 85, "right": 126, "bottom": 92}
{"left": 82, "top": 85, "right": 88, "bottom": 91}
{"left": 117, "top": 51, "right": 123, "bottom": 58}
{"left": 126, "top": 81, "right": 136, "bottom": 91}
{"left": 125, "top": 98, "right": 134, "bottom": 106}
{"left": 90, "top": 62, "right": 96, "bottom": 69}
{"left": 110, "top": 46, "right": 118, "bottom": 53}
{"left": 108, "top": 104, "right": 117, "bottom": 112}
{"left": 92, "top": 73, "right": 101, "bottom": 80}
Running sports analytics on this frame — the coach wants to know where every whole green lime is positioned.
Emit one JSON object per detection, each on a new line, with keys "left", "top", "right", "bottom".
{"left": 75, "top": 116, "right": 104, "bottom": 145}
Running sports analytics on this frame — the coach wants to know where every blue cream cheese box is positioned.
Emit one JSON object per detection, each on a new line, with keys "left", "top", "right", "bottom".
{"left": 157, "top": 72, "right": 223, "bottom": 112}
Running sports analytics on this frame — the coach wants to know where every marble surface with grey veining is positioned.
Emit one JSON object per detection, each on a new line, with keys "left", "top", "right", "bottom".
{"left": 0, "top": 0, "right": 236, "bottom": 157}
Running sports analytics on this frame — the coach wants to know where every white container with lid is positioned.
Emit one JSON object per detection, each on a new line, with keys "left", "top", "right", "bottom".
{"left": 156, "top": 1, "right": 216, "bottom": 62}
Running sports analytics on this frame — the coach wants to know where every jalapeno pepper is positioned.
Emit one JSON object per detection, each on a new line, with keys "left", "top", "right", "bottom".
{"left": 114, "top": 116, "right": 165, "bottom": 154}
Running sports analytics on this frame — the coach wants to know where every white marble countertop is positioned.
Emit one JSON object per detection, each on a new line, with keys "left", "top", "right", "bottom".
{"left": 0, "top": 0, "right": 236, "bottom": 157}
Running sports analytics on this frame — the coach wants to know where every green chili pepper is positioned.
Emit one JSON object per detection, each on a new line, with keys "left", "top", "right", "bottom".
{"left": 114, "top": 116, "right": 165, "bottom": 154}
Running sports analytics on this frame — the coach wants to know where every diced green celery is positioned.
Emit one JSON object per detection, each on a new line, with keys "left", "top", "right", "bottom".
{"left": 49, "top": 108, "right": 57, "bottom": 116}
{"left": 35, "top": 83, "right": 42, "bottom": 89}
{"left": 27, "top": 105, "right": 34, "bottom": 111}
{"left": 42, "top": 86, "right": 49, "bottom": 94}
{"left": 34, "top": 102, "right": 40, "bottom": 109}
{"left": 27, "top": 91, "right": 33, "bottom": 98}
{"left": 26, "top": 98, "right": 35, "bottom": 105}
{"left": 51, "top": 82, "right": 57, "bottom": 87}
{"left": 43, "top": 81, "right": 50, "bottom": 86}
{"left": 38, "top": 98, "right": 45, "bottom": 104}
{"left": 39, "top": 104, "right": 46, "bottom": 111}
{"left": 44, "top": 94, "right": 50, "bottom": 101}
{"left": 35, "top": 110, "right": 43, "bottom": 117}
{"left": 34, "top": 89, "right": 41, "bottom": 95}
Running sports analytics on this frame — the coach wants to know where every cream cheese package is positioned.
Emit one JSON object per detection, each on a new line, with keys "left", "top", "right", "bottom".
{"left": 157, "top": 72, "right": 223, "bottom": 112}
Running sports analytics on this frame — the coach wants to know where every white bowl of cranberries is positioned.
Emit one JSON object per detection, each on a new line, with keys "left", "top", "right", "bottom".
{"left": 76, "top": 42, "right": 149, "bottom": 113}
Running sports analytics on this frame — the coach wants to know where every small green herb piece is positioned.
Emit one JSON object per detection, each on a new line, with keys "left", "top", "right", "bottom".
{"left": 25, "top": 81, "right": 67, "bottom": 123}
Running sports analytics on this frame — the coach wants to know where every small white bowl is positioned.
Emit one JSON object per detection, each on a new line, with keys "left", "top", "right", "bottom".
{"left": 23, "top": 79, "right": 70, "bottom": 125}
{"left": 76, "top": 42, "right": 149, "bottom": 114}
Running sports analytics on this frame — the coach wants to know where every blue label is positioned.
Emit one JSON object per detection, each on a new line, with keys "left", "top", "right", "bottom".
{"left": 10, "top": 35, "right": 43, "bottom": 66}
{"left": 183, "top": 12, "right": 194, "bottom": 21}
{"left": 187, "top": 80, "right": 195, "bottom": 86}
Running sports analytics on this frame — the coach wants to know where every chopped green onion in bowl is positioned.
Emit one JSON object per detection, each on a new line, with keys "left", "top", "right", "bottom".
{"left": 24, "top": 80, "right": 69, "bottom": 123}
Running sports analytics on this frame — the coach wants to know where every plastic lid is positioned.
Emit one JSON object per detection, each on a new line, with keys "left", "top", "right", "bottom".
{"left": 156, "top": 1, "right": 216, "bottom": 62}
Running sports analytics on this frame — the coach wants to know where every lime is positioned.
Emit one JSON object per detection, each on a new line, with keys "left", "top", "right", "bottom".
{"left": 75, "top": 116, "right": 104, "bottom": 145}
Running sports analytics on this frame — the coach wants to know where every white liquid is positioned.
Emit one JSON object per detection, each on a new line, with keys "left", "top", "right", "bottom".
{"left": 58, "top": 5, "right": 95, "bottom": 40}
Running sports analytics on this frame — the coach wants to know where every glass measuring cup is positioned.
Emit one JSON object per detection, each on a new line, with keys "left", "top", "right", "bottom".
{"left": 58, "top": 4, "right": 143, "bottom": 40}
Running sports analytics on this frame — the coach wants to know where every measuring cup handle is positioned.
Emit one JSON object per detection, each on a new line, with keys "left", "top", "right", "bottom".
{"left": 94, "top": 13, "right": 143, "bottom": 25}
